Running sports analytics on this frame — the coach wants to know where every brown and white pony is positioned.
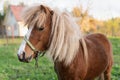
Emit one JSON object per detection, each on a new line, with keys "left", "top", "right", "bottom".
{"left": 17, "top": 5, "right": 113, "bottom": 80}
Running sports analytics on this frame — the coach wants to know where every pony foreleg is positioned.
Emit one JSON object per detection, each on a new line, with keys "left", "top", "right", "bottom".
{"left": 97, "top": 73, "right": 104, "bottom": 80}
{"left": 104, "top": 56, "right": 113, "bottom": 80}
{"left": 104, "top": 66, "right": 112, "bottom": 80}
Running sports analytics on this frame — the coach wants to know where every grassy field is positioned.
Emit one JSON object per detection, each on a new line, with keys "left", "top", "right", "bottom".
{"left": 0, "top": 37, "right": 120, "bottom": 80}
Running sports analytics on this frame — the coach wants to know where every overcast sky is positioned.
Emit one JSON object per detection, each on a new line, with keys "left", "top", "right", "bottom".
{"left": 0, "top": 0, "right": 120, "bottom": 20}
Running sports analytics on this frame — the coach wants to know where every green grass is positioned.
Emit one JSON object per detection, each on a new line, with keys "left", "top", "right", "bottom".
{"left": 109, "top": 37, "right": 120, "bottom": 80}
{"left": 0, "top": 38, "right": 57, "bottom": 80}
{"left": 0, "top": 37, "right": 120, "bottom": 80}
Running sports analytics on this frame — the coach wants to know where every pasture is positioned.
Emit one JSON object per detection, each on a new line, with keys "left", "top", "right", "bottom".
{"left": 0, "top": 37, "right": 120, "bottom": 80}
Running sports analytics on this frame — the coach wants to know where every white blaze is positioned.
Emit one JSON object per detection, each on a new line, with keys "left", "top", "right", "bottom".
{"left": 18, "top": 27, "right": 33, "bottom": 55}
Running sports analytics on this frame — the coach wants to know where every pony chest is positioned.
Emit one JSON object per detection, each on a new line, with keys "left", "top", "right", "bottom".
{"left": 54, "top": 61, "right": 86, "bottom": 80}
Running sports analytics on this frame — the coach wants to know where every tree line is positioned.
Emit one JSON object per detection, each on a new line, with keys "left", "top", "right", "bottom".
{"left": 72, "top": 7, "right": 120, "bottom": 37}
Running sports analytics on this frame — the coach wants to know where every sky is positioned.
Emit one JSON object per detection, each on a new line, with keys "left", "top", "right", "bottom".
{"left": 0, "top": 0, "right": 120, "bottom": 20}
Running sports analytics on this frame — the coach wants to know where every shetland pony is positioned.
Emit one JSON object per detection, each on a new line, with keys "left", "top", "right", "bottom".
{"left": 17, "top": 5, "right": 113, "bottom": 80}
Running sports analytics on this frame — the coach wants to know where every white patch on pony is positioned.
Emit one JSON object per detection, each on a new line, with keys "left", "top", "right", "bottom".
{"left": 18, "top": 26, "right": 33, "bottom": 55}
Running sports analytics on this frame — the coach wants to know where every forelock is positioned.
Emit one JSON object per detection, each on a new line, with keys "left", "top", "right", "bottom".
{"left": 22, "top": 5, "right": 51, "bottom": 28}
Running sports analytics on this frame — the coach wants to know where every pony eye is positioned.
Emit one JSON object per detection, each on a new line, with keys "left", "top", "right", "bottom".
{"left": 38, "top": 27, "right": 44, "bottom": 31}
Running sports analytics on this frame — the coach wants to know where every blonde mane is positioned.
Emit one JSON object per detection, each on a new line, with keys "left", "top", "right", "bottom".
{"left": 47, "top": 9, "right": 82, "bottom": 65}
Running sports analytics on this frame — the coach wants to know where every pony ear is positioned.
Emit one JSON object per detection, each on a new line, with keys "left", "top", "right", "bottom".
{"left": 40, "top": 5, "right": 53, "bottom": 15}
{"left": 50, "top": 10, "right": 54, "bottom": 15}
{"left": 40, "top": 5, "right": 47, "bottom": 13}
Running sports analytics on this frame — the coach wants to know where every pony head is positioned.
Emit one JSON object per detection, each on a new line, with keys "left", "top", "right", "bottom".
{"left": 17, "top": 5, "right": 53, "bottom": 62}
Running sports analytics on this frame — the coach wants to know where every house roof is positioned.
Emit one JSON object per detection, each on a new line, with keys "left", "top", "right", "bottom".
{"left": 10, "top": 5, "right": 24, "bottom": 21}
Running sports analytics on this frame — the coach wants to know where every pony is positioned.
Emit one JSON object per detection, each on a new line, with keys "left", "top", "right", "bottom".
{"left": 17, "top": 5, "right": 113, "bottom": 80}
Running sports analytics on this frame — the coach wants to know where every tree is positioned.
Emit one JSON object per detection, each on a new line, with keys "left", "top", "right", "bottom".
{"left": 98, "top": 18, "right": 120, "bottom": 36}
{"left": 72, "top": 6, "right": 82, "bottom": 17}
{"left": 0, "top": 13, "right": 4, "bottom": 24}
{"left": 0, "top": 1, "right": 9, "bottom": 44}
{"left": 72, "top": 6, "right": 97, "bottom": 34}
{"left": 3, "top": 1, "right": 9, "bottom": 16}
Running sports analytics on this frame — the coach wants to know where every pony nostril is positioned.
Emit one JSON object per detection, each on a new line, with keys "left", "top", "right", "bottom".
{"left": 23, "top": 51, "right": 25, "bottom": 59}
{"left": 18, "top": 51, "right": 26, "bottom": 62}
{"left": 18, "top": 54, "right": 24, "bottom": 61}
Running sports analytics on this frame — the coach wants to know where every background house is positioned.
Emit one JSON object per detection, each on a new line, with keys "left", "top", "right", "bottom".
{"left": 4, "top": 5, "right": 28, "bottom": 37}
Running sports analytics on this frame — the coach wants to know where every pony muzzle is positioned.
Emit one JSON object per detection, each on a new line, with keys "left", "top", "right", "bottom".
{"left": 18, "top": 52, "right": 32, "bottom": 63}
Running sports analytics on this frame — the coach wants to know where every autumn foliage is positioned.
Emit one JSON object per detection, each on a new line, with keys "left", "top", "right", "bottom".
{"left": 72, "top": 7, "right": 120, "bottom": 37}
